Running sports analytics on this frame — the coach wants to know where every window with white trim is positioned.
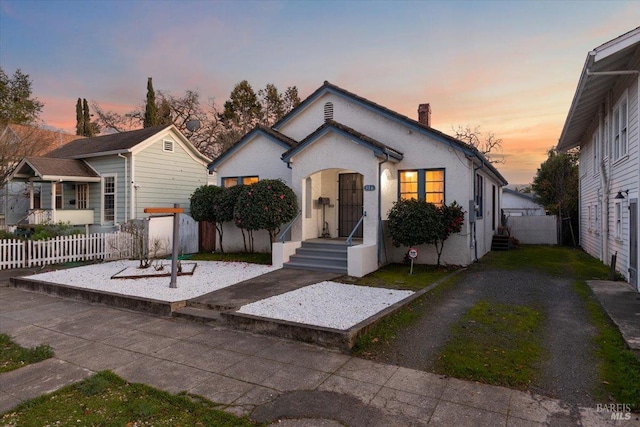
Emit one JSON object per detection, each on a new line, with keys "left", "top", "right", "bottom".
{"left": 475, "top": 174, "right": 484, "bottom": 218}
{"left": 103, "top": 175, "right": 115, "bottom": 223}
{"left": 615, "top": 202, "right": 622, "bottom": 240}
{"left": 613, "top": 95, "right": 628, "bottom": 161}
{"left": 76, "top": 184, "right": 88, "bottom": 210}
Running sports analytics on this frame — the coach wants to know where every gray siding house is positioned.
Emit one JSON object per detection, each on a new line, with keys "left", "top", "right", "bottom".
{"left": 9, "top": 125, "right": 211, "bottom": 233}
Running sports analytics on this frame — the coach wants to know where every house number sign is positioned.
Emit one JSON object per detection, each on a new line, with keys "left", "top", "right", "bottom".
{"left": 364, "top": 185, "right": 376, "bottom": 191}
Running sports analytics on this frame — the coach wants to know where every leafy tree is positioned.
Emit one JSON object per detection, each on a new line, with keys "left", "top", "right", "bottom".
{"left": 75, "top": 98, "right": 83, "bottom": 135}
{"left": 0, "top": 67, "right": 43, "bottom": 125}
{"left": 143, "top": 77, "right": 158, "bottom": 128}
{"left": 210, "top": 185, "right": 243, "bottom": 253}
{"left": 234, "top": 179, "right": 298, "bottom": 251}
{"left": 453, "top": 125, "right": 504, "bottom": 164}
{"left": 75, "top": 98, "right": 99, "bottom": 136}
{"left": 388, "top": 199, "right": 439, "bottom": 248}
{"left": 222, "top": 80, "right": 262, "bottom": 133}
{"left": 532, "top": 148, "right": 578, "bottom": 245}
{"left": 190, "top": 184, "right": 226, "bottom": 252}
{"left": 387, "top": 199, "right": 464, "bottom": 267}
{"left": 433, "top": 201, "right": 465, "bottom": 267}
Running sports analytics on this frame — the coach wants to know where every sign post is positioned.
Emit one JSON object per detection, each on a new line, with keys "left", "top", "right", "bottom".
{"left": 143, "top": 204, "right": 184, "bottom": 288}
{"left": 408, "top": 248, "right": 418, "bottom": 275}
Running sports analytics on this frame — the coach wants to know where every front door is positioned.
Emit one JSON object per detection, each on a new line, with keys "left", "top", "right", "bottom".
{"left": 338, "top": 173, "right": 363, "bottom": 238}
{"left": 630, "top": 198, "right": 638, "bottom": 291}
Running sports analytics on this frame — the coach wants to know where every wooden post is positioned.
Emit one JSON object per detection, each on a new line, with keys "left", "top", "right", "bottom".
{"left": 170, "top": 203, "right": 180, "bottom": 288}
{"left": 143, "top": 205, "right": 185, "bottom": 288}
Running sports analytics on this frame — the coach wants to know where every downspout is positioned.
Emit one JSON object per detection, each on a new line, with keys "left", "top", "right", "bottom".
{"left": 472, "top": 158, "right": 484, "bottom": 262}
{"left": 378, "top": 153, "right": 390, "bottom": 267}
{"left": 118, "top": 154, "right": 128, "bottom": 223}
{"left": 598, "top": 106, "right": 608, "bottom": 262}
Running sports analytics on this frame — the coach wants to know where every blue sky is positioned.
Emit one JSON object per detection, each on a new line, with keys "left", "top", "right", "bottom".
{"left": 1, "top": 0, "right": 639, "bottom": 184}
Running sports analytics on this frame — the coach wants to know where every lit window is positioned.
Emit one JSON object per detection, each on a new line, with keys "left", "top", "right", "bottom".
{"left": 222, "top": 176, "right": 259, "bottom": 187}
{"left": 398, "top": 169, "right": 445, "bottom": 206}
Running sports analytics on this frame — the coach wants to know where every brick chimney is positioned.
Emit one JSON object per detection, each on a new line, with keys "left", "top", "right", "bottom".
{"left": 418, "top": 103, "right": 431, "bottom": 127}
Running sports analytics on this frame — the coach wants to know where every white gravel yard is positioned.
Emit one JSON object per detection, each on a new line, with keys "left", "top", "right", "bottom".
{"left": 237, "top": 281, "right": 414, "bottom": 330}
{"left": 24, "top": 260, "right": 274, "bottom": 302}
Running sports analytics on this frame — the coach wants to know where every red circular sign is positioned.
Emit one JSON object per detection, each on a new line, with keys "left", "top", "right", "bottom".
{"left": 408, "top": 248, "right": 418, "bottom": 259}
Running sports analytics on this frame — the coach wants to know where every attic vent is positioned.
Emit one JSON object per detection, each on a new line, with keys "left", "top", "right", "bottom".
{"left": 324, "top": 102, "right": 334, "bottom": 122}
{"left": 163, "top": 139, "right": 174, "bottom": 152}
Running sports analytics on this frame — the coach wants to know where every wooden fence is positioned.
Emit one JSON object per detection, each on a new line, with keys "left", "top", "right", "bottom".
{"left": 0, "top": 232, "right": 136, "bottom": 270}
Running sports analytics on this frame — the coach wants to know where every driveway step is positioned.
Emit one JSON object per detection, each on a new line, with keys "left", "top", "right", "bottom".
{"left": 172, "top": 306, "right": 224, "bottom": 323}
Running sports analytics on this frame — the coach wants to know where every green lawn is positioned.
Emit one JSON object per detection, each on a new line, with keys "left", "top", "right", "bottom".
{"left": 342, "top": 262, "right": 457, "bottom": 291}
{"left": 188, "top": 252, "right": 272, "bottom": 265}
{"left": 1, "top": 371, "right": 258, "bottom": 426}
{"left": 0, "top": 334, "right": 53, "bottom": 374}
{"left": 434, "top": 300, "right": 543, "bottom": 388}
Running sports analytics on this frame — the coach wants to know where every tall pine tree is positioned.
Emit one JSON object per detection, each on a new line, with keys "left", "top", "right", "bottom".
{"left": 75, "top": 98, "right": 84, "bottom": 135}
{"left": 82, "top": 98, "right": 95, "bottom": 136}
{"left": 143, "top": 77, "right": 158, "bottom": 128}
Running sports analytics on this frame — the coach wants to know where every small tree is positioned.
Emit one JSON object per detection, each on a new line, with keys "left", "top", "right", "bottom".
{"left": 234, "top": 179, "right": 298, "bottom": 251}
{"left": 189, "top": 184, "right": 225, "bottom": 251}
{"left": 433, "top": 201, "right": 465, "bottom": 267}
{"left": 387, "top": 199, "right": 438, "bottom": 248}
{"left": 211, "top": 185, "right": 243, "bottom": 253}
{"left": 387, "top": 199, "right": 465, "bottom": 267}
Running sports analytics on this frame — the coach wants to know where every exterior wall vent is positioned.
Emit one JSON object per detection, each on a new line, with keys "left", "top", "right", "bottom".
{"left": 324, "top": 102, "right": 334, "bottom": 122}
{"left": 163, "top": 139, "right": 174, "bottom": 152}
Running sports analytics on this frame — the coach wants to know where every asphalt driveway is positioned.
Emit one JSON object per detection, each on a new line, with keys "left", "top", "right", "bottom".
{"left": 359, "top": 261, "right": 600, "bottom": 409}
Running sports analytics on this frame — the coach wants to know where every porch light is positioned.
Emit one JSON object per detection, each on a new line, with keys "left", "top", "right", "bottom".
{"left": 614, "top": 190, "right": 628, "bottom": 199}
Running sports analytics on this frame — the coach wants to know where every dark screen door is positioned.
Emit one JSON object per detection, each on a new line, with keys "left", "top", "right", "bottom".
{"left": 338, "top": 173, "right": 363, "bottom": 238}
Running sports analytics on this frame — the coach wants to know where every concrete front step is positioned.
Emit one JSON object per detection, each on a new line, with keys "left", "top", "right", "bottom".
{"left": 284, "top": 240, "right": 349, "bottom": 274}
{"left": 288, "top": 254, "right": 347, "bottom": 268}
{"left": 491, "top": 235, "right": 510, "bottom": 251}
{"left": 295, "top": 247, "right": 348, "bottom": 259}
{"left": 172, "top": 306, "right": 224, "bottom": 323}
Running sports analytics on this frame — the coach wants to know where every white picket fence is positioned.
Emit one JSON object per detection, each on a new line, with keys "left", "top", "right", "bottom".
{"left": 0, "top": 232, "right": 136, "bottom": 270}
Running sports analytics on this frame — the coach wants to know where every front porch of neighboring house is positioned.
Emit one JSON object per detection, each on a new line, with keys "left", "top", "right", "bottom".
{"left": 273, "top": 166, "right": 388, "bottom": 278}
{"left": 9, "top": 157, "right": 101, "bottom": 231}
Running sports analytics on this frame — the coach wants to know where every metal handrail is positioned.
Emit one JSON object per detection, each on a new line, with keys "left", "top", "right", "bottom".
{"left": 346, "top": 211, "right": 366, "bottom": 246}
{"left": 277, "top": 210, "right": 302, "bottom": 243}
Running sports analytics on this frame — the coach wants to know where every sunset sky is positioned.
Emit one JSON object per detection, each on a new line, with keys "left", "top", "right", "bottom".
{"left": 1, "top": 0, "right": 639, "bottom": 185}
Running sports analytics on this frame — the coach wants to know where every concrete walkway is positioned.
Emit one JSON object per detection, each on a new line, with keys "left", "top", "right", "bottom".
{"left": 1, "top": 285, "right": 633, "bottom": 426}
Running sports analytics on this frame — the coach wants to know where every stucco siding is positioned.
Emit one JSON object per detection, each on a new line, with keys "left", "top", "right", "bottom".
{"left": 213, "top": 135, "right": 292, "bottom": 186}
{"left": 133, "top": 134, "right": 208, "bottom": 219}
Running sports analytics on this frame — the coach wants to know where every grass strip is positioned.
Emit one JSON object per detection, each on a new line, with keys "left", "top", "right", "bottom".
{"left": 1, "top": 371, "right": 258, "bottom": 426}
{"left": 573, "top": 281, "right": 640, "bottom": 410}
{"left": 189, "top": 252, "right": 272, "bottom": 265}
{"left": 434, "top": 300, "right": 543, "bottom": 389}
{"left": 0, "top": 334, "right": 53, "bottom": 374}
{"left": 342, "top": 262, "right": 456, "bottom": 291}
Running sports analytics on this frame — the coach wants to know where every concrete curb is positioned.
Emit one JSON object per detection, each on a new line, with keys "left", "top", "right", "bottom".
{"left": 9, "top": 277, "right": 184, "bottom": 316}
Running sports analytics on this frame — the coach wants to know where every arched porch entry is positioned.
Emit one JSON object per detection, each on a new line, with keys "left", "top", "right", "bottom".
{"left": 300, "top": 168, "right": 365, "bottom": 242}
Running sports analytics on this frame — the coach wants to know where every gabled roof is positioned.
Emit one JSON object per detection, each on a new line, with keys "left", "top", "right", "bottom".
{"left": 46, "top": 125, "right": 171, "bottom": 158}
{"left": 10, "top": 156, "right": 101, "bottom": 182}
{"left": 282, "top": 120, "right": 403, "bottom": 163}
{"left": 503, "top": 188, "right": 536, "bottom": 201}
{"left": 209, "top": 125, "right": 297, "bottom": 170}
{"left": 274, "top": 81, "right": 507, "bottom": 185}
{"left": 558, "top": 27, "right": 640, "bottom": 151}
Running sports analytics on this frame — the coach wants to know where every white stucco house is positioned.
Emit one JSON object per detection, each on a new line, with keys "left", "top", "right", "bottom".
{"left": 8, "top": 124, "right": 211, "bottom": 234}
{"left": 557, "top": 27, "right": 640, "bottom": 290}
{"left": 210, "top": 81, "right": 508, "bottom": 277}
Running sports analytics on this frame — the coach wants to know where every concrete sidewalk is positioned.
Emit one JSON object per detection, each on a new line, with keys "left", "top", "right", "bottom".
{"left": 0, "top": 286, "right": 632, "bottom": 426}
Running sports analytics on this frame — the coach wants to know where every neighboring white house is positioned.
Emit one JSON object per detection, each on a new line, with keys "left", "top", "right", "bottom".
{"left": 502, "top": 188, "right": 546, "bottom": 217}
{"left": 210, "top": 81, "right": 508, "bottom": 277}
{"left": 9, "top": 124, "right": 211, "bottom": 234}
{"left": 557, "top": 27, "right": 640, "bottom": 290}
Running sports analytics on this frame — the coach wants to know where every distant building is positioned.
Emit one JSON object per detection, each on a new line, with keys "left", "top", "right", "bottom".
{"left": 502, "top": 188, "right": 546, "bottom": 217}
